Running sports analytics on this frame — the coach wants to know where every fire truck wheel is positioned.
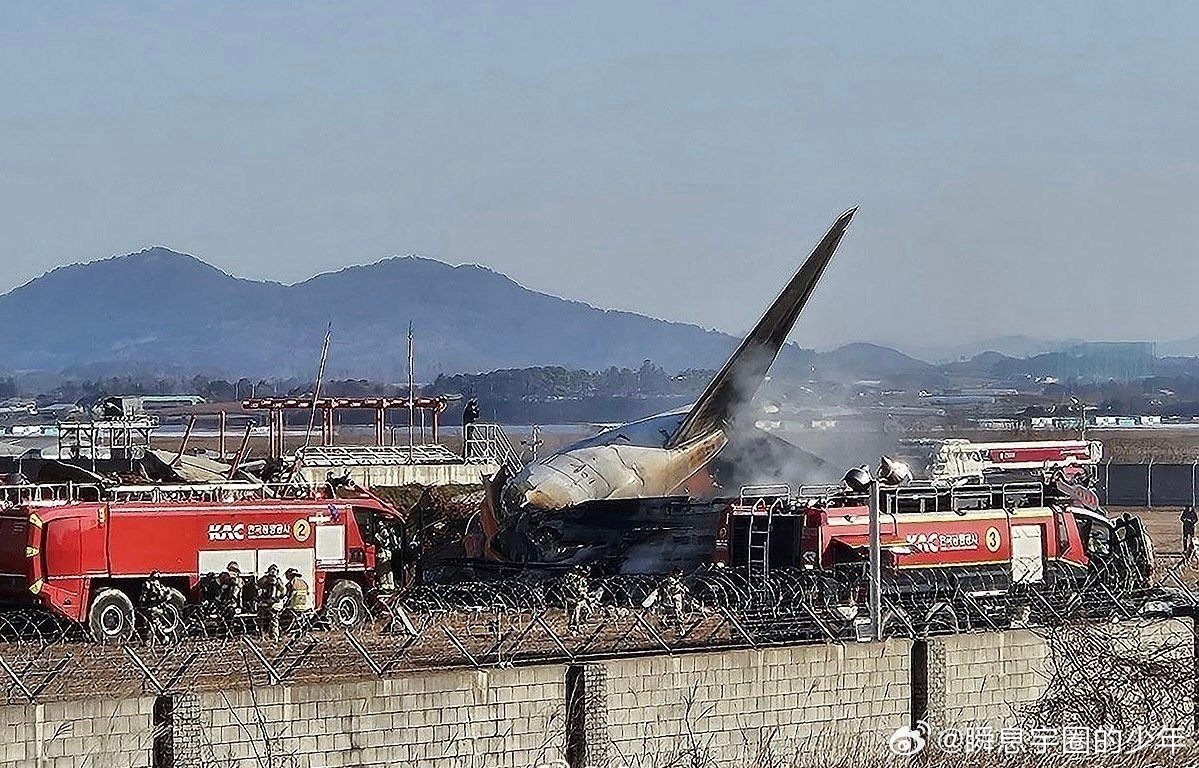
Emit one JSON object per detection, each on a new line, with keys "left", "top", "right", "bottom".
{"left": 327, "top": 580, "right": 367, "bottom": 628}
{"left": 89, "top": 589, "right": 135, "bottom": 643}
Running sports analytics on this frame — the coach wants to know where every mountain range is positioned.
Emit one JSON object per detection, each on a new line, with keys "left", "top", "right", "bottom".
{"left": 0, "top": 248, "right": 756, "bottom": 378}
{"left": 1, "top": 248, "right": 1179, "bottom": 383}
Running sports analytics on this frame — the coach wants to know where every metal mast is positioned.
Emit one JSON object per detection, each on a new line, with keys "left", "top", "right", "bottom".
{"left": 407, "top": 321, "right": 415, "bottom": 463}
{"left": 302, "top": 324, "right": 333, "bottom": 453}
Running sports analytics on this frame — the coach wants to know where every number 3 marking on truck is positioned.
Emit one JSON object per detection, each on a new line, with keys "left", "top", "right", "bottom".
{"left": 293, "top": 519, "right": 312, "bottom": 543}
{"left": 985, "top": 527, "right": 1001, "bottom": 552}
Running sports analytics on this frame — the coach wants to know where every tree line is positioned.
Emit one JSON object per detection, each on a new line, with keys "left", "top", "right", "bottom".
{"left": 2, "top": 362, "right": 715, "bottom": 407}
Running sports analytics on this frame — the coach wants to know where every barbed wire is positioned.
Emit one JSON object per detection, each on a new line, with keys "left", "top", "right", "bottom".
{"left": 0, "top": 552, "right": 1194, "bottom": 706}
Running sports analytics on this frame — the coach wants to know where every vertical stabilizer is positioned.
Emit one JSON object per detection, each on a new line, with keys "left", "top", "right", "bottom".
{"left": 666, "top": 208, "right": 856, "bottom": 449}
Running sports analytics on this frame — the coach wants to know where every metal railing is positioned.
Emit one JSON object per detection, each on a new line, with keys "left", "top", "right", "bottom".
{"left": 0, "top": 481, "right": 345, "bottom": 506}
{"left": 297, "top": 444, "right": 462, "bottom": 467}
{"left": 464, "top": 423, "right": 522, "bottom": 473}
{"left": 744, "top": 480, "right": 1049, "bottom": 515}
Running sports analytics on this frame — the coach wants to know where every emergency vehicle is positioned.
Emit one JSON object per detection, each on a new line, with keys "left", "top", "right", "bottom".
{"left": 0, "top": 482, "right": 406, "bottom": 641}
{"left": 928, "top": 439, "right": 1102, "bottom": 485}
{"left": 713, "top": 441, "right": 1152, "bottom": 635}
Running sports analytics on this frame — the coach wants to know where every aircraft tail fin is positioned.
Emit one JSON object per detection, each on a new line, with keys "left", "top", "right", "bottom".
{"left": 666, "top": 208, "right": 856, "bottom": 449}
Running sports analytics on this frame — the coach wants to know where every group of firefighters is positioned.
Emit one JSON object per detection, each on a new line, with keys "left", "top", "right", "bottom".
{"left": 139, "top": 561, "right": 313, "bottom": 642}
{"left": 562, "top": 564, "right": 690, "bottom": 635}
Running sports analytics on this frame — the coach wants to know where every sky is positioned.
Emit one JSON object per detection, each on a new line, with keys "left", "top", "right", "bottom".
{"left": 1, "top": 2, "right": 1197, "bottom": 351}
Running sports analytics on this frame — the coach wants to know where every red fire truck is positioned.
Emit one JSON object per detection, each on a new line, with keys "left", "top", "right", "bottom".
{"left": 713, "top": 445, "right": 1154, "bottom": 635}
{"left": 0, "top": 482, "right": 406, "bottom": 641}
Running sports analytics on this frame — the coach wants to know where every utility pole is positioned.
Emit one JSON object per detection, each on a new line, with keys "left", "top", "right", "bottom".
{"left": 407, "top": 322, "right": 415, "bottom": 464}
{"left": 868, "top": 471, "right": 883, "bottom": 641}
{"left": 301, "top": 324, "right": 333, "bottom": 454}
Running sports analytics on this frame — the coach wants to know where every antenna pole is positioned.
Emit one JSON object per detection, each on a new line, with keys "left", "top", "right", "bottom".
{"left": 408, "top": 322, "right": 415, "bottom": 463}
{"left": 868, "top": 474, "right": 883, "bottom": 641}
{"left": 302, "top": 324, "right": 332, "bottom": 454}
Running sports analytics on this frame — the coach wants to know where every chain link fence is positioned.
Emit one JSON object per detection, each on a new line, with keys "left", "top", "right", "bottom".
{"left": 1098, "top": 462, "right": 1199, "bottom": 507}
{"left": 1, "top": 547, "right": 1195, "bottom": 707}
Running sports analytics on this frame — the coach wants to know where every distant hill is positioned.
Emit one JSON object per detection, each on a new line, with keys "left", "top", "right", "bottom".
{"left": 814, "top": 342, "right": 937, "bottom": 380}
{"left": 898, "top": 335, "right": 1082, "bottom": 363}
{"left": 0, "top": 248, "right": 763, "bottom": 378}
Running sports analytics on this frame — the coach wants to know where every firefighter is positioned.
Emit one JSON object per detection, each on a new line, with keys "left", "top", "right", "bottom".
{"left": 198, "top": 572, "right": 221, "bottom": 611}
{"left": 220, "top": 562, "right": 245, "bottom": 618}
{"left": 139, "top": 571, "right": 172, "bottom": 645}
{"left": 663, "top": 567, "right": 687, "bottom": 636}
{"left": 257, "top": 564, "right": 286, "bottom": 641}
{"left": 375, "top": 523, "right": 397, "bottom": 593}
{"left": 1115, "top": 512, "right": 1149, "bottom": 584}
{"left": 462, "top": 398, "right": 481, "bottom": 456}
{"left": 284, "top": 568, "right": 313, "bottom": 635}
{"left": 563, "top": 565, "right": 593, "bottom": 630}
{"left": 1182, "top": 506, "right": 1197, "bottom": 561}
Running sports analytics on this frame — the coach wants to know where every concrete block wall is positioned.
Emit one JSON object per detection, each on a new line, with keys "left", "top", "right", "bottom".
{"left": 186, "top": 664, "right": 565, "bottom": 768}
{"left": 0, "top": 695, "right": 155, "bottom": 768}
{"left": 592, "top": 640, "right": 911, "bottom": 766}
{"left": 925, "top": 629, "right": 1050, "bottom": 728}
{"left": 0, "top": 619, "right": 1189, "bottom": 767}
{"left": 925, "top": 618, "right": 1195, "bottom": 730}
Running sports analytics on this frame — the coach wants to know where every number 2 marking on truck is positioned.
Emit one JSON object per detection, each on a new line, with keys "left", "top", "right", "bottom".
{"left": 293, "top": 519, "right": 312, "bottom": 542}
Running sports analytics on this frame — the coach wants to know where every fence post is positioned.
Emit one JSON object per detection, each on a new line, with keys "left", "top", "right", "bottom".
{"left": 1147, "top": 459, "right": 1154, "bottom": 508}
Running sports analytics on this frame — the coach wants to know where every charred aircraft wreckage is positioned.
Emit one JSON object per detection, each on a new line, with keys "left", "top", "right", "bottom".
{"left": 468, "top": 208, "right": 858, "bottom": 572}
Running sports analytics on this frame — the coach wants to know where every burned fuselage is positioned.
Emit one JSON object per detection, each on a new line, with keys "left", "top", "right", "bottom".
{"left": 475, "top": 208, "right": 858, "bottom": 570}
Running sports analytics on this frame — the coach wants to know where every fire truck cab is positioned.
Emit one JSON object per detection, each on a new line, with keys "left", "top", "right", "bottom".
{"left": 0, "top": 482, "right": 408, "bottom": 642}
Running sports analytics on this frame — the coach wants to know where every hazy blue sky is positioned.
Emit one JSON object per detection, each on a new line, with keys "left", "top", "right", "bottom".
{"left": 1, "top": 3, "right": 1196, "bottom": 349}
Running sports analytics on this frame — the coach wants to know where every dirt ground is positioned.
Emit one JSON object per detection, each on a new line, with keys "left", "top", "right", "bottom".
{"left": 1092, "top": 429, "right": 1199, "bottom": 463}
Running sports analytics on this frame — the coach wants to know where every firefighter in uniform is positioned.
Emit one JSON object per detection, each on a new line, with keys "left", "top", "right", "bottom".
{"left": 564, "top": 565, "right": 593, "bottom": 631}
{"left": 1182, "top": 506, "right": 1197, "bottom": 561}
{"left": 663, "top": 567, "right": 687, "bottom": 636}
{"left": 1114, "top": 513, "right": 1148, "bottom": 586}
{"left": 257, "top": 564, "right": 286, "bottom": 640}
{"left": 139, "top": 571, "right": 172, "bottom": 645}
{"left": 375, "top": 523, "right": 397, "bottom": 593}
{"left": 1125, "top": 514, "right": 1150, "bottom": 581}
{"left": 284, "top": 568, "right": 313, "bottom": 634}
{"left": 198, "top": 572, "right": 221, "bottom": 613}
{"left": 220, "top": 562, "right": 245, "bottom": 619}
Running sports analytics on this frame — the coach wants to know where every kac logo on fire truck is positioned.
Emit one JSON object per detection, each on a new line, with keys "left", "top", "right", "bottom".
{"left": 208, "top": 523, "right": 245, "bottom": 541}
{"left": 207, "top": 521, "right": 294, "bottom": 542}
{"left": 905, "top": 531, "right": 980, "bottom": 553}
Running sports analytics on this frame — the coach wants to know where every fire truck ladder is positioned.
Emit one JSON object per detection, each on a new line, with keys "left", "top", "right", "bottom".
{"left": 740, "top": 485, "right": 789, "bottom": 582}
